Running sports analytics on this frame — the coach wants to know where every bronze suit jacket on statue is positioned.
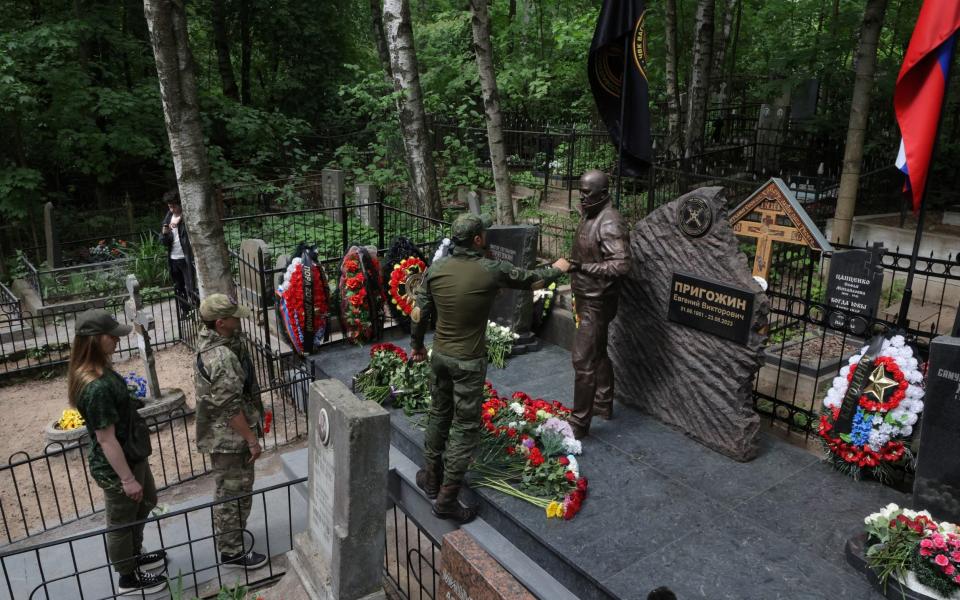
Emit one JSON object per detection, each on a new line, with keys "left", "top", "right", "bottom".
{"left": 570, "top": 203, "right": 632, "bottom": 299}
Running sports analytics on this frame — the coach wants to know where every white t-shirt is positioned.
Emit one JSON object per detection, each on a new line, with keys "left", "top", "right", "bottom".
{"left": 170, "top": 222, "right": 185, "bottom": 260}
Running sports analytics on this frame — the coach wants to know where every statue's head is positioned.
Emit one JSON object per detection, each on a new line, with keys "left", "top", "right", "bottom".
{"left": 578, "top": 170, "right": 610, "bottom": 215}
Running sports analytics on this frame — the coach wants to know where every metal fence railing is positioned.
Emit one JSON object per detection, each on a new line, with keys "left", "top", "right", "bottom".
{"left": 0, "top": 476, "right": 305, "bottom": 600}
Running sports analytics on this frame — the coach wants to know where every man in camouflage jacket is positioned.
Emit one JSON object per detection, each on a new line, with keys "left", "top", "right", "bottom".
{"left": 194, "top": 294, "right": 268, "bottom": 570}
{"left": 410, "top": 213, "right": 569, "bottom": 524}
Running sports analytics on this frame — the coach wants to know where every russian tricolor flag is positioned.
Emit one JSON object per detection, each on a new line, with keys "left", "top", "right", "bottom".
{"left": 894, "top": 0, "right": 960, "bottom": 213}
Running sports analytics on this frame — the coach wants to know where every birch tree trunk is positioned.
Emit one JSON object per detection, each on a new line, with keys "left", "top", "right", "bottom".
{"left": 470, "top": 0, "right": 515, "bottom": 225}
{"left": 383, "top": 0, "right": 443, "bottom": 219}
{"left": 665, "top": 0, "right": 681, "bottom": 157}
{"left": 712, "top": 0, "right": 738, "bottom": 90}
{"left": 211, "top": 0, "right": 239, "bottom": 100}
{"left": 143, "top": 0, "right": 233, "bottom": 297}
{"left": 683, "top": 0, "right": 715, "bottom": 158}
{"left": 832, "top": 0, "right": 888, "bottom": 245}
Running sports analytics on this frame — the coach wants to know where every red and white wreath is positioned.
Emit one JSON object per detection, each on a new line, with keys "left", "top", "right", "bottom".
{"left": 277, "top": 257, "right": 329, "bottom": 354}
{"left": 819, "top": 335, "right": 924, "bottom": 472}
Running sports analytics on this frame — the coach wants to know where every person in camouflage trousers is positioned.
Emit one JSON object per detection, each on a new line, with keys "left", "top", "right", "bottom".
{"left": 68, "top": 310, "right": 168, "bottom": 596}
{"left": 410, "top": 213, "right": 570, "bottom": 524}
{"left": 194, "top": 294, "right": 268, "bottom": 570}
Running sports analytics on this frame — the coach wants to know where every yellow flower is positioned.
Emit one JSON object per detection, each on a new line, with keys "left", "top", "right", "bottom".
{"left": 545, "top": 501, "right": 563, "bottom": 519}
{"left": 58, "top": 408, "right": 85, "bottom": 431}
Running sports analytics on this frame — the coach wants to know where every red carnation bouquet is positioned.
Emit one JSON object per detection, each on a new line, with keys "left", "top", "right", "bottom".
{"left": 277, "top": 255, "right": 329, "bottom": 354}
{"left": 339, "top": 246, "right": 385, "bottom": 344}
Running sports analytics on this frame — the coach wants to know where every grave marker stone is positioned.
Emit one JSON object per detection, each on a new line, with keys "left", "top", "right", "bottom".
{"left": 238, "top": 239, "right": 272, "bottom": 307}
{"left": 485, "top": 225, "right": 538, "bottom": 335}
{"left": 610, "top": 186, "right": 768, "bottom": 461}
{"left": 354, "top": 184, "right": 379, "bottom": 231}
{"left": 437, "top": 530, "right": 536, "bottom": 600}
{"left": 44, "top": 202, "right": 61, "bottom": 268}
{"left": 322, "top": 169, "right": 345, "bottom": 224}
{"left": 825, "top": 244, "right": 884, "bottom": 334}
{"left": 467, "top": 191, "right": 482, "bottom": 216}
{"left": 290, "top": 379, "right": 389, "bottom": 600}
{"left": 913, "top": 335, "right": 960, "bottom": 523}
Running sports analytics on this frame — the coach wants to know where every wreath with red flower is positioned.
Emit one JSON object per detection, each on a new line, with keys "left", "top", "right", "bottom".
{"left": 277, "top": 251, "right": 329, "bottom": 354}
{"left": 339, "top": 246, "right": 385, "bottom": 344}
{"left": 389, "top": 257, "right": 426, "bottom": 316}
{"left": 818, "top": 334, "right": 925, "bottom": 480}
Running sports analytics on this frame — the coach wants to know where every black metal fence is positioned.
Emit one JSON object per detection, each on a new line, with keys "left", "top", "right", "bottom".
{"left": 0, "top": 476, "right": 304, "bottom": 600}
{"left": 752, "top": 242, "right": 959, "bottom": 439}
{"left": 384, "top": 505, "right": 440, "bottom": 600}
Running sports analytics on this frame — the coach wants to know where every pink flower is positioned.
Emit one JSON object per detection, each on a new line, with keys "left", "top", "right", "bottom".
{"left": 934, "top": 534, "right": 948, "bottom": 549}
{"left": 954, "top": 575, "right": 960, "bottom": 584}
{"left": 921, "top": 548, "right": 932, "bottom": 557}
{"left": 951, "top": 551, "right": 960, "bottom": 562}
{"left": 935, "top": 554, "right": 950, "bottom": 567}
{"left": 921, "top": 539, "right": 935, "bottom": 549}
{"left": 946, "top": 565, "right": 956, "bottom": 576}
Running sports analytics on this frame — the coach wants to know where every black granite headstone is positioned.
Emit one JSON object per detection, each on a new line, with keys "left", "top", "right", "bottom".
{"left": 667, "top": 272, "right": 755, "bottom": 345}
{"left": 826, "top": 244, "right": 884, "bottom": 334}
{"left": 485, "top": 225, "right": 539, "bottom": 333}
{"left": 913, "top": 335, "right": 960, "bottom": 523}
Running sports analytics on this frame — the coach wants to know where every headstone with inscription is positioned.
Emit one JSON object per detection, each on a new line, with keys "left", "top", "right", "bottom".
{"left": 485, "top": 225, "right": 539, "bottom": 350}
{"left": 290, "top": 378, "right": 390, "bottom": 600}
{"left": 322, "top": 169, "right": 345, "bottom": 224}
{"left": 610, "top": 187, "right": 768, "bottom": 461}
{"left": 123, "top": 274, "right": 186, "bottom": 420}
{"left": 912, "top": 335, "right": 960, "bottom": 523}
{"left": 467, "top": 191, "right": 482, "bottom": 216}
{"left": 826, "top": 244, "right": 884, "bottom": 334}
{"left": 437, "top": 530, "right": 536, "bottom": 600}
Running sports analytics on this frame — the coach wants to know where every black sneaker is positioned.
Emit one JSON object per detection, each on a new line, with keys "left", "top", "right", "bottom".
{"left": 135, "top": 549, "right": 167, "bottom": 571}
{"left": 220, "top": 550, "right": 268, "bottom": 570}
{"left": 117, "top": 570, "right": 168, "bottom": 595}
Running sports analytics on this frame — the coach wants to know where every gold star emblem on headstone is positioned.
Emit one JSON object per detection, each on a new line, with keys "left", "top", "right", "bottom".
{"left": 862, "top": 364, "right": 897, "bottom": 402}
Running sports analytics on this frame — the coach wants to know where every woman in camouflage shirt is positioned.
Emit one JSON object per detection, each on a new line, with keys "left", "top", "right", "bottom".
{"left": 67, "top": 309, "right": 168, "bottom": 596}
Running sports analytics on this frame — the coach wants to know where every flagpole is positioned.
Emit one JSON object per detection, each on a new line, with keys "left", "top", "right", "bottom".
{"left": 615, "top": 32, "right": 630, "bottom": 209}
{"left": 896, "top": 42, "right": 956, "bottom": 330}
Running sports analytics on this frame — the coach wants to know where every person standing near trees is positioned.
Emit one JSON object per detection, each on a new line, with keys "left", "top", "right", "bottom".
{"left": 68, "top": 310, "right": 168, "bottom": 596}
{"left": 160, "top": 190, "right": 197, "bottom": 316}
{"left": 194, "top": 294, "right": 268, "bottom": 570}
{"left": 410, "top": 213, "right": 570, "bottom": 524}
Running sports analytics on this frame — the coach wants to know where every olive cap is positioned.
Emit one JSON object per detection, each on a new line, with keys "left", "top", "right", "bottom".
{"left": 451, "top": 213, "right": 493, "bottom": 245}
{"left": 199, "top": 293, "right": 252, "bottom": 321}
{"left": 75, "top": 309, "right": 133, "bottom": 337}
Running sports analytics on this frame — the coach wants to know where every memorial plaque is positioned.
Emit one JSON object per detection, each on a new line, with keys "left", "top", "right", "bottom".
{"left": 826, "top": 245, "right": 883, "bottom": 333}
{"left": 913, "top": 336, "right": 960, "bottom": 523}
{"left": 238, "top": 239, "right": 272, "bottom": 307}
{"left": 668, "top": 272, "right": 755, "bottom": 345}
{"left": 485, "top": 225, "right": 538, "bottom": 333}
{"left": 322, "top": 169, "right": 345, "bottom": 223}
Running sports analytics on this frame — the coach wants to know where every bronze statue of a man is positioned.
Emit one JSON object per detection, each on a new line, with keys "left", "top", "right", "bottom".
{"left": 568, "top": 170, "right": 631, "bottom": 439}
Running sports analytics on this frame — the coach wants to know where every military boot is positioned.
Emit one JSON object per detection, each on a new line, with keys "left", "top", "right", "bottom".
{"left": 415, "top": 461, "right": 443, "bottom": 500}
{"left": 432, "top": 484, "right": 477, "bottom": 524}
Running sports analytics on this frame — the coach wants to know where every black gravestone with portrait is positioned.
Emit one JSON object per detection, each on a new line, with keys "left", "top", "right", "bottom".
{"left": 826, "top": 244, "right": 884, "bottom": 334}
{"left": 609, "top": 187, "right": 769, "bottom": 461}
{"left": 485, "top": 225, "right": 540, "bottom": 351}
{"left": 912, "top": 335, "right": 960, "bottom": 523}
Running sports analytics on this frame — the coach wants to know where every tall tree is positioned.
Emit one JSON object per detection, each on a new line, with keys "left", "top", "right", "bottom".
{"left": 383, "top": 0, "right": 442, "bottom": 218}
{"left": 211, "top": 0, "right": 239, "bottom": 100}
{"left": 712, "top": 0, "right": 738, "bottom": 97}
{"left": 238, "top": 0, "right": 252, "bottom": 104}
{"left": 665, "top": 0, "right": 682, "bottom": 156}
{"left": 684, "top": 0, "right": 715, "bottom": 158}
{"left": 143, "top": 0, "right": 233, "bottom": 297}
{"left": 832, "top": 0, "right": 889, "bottom": 245}
{"left": 470, "top": 0, "right": 514, "bottom": 225}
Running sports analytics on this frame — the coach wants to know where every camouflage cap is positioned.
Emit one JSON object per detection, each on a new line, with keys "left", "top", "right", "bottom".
{"left": 199, "top": 294, "right": 252, "bottom": 321}
{"left": 451, "top": 213, "right": 493, "bottom": 245}
{"left": 75, "top": 309, "right": 132, "bottom": 337}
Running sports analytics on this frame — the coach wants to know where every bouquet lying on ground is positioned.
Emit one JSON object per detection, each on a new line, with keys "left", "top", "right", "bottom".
{"left": 864, "top": 503, "right": 960, "bottom": 598}
{"left": 471, "top": 384, "right": 588, "bottom": 520}
{"left": 354, "top": 343, "right": 431, "bottom": 414}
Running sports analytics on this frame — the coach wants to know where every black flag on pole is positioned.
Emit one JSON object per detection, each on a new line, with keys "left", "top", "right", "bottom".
{"left": 588, "top": 0, "right": 651, "bottom": 176}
